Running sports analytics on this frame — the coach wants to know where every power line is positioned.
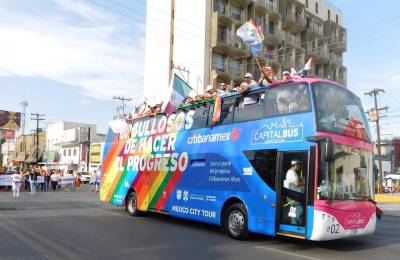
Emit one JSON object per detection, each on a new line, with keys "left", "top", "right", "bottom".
{"left": 112, "top": 96, "right": 132, "bottom": 119}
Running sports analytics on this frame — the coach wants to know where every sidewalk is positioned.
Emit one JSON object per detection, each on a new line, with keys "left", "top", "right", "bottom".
{"left": 375, "top": 194, "right": 400, "bottom": 217}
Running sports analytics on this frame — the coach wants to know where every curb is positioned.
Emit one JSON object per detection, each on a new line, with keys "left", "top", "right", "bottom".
{"left": 375, "top": 194, "right": 400, "bottom": 203}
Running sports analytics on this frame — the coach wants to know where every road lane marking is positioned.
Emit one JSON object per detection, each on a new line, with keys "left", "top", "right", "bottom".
{"left": 0, "top": 217, "right": 60, "bottom": 260}
{"left": 0, "top": 216, "right": 85, "bottom": 260}
{"left": 255, "top": 245, "right": 323, "bottom": 260}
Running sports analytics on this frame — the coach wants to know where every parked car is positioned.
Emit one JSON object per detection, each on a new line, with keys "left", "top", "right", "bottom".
{"left": 80, "top": 172, "right": 91, "bottom": 184}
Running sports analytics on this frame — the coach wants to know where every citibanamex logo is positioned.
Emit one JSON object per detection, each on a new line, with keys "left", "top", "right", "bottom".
{"left": 231, "top": 128, "right": 240, "bottom": 142}
{"left": 187, "top": 128, "right": 241, "bottom": 144}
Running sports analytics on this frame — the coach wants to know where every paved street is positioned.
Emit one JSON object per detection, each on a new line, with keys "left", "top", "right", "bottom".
{"left": 1, "top": 187, "right": 400, "bottom": 260}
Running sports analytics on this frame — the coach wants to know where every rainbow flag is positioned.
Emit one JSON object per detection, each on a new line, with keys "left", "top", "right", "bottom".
{"left": 211, "top": 96, "right": 222, "bottom": 125}
{"left": 237, "top": 20, "right": 264, "bottom": 57}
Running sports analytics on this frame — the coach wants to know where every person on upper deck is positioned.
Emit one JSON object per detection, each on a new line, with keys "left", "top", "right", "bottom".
{"left": 282, "top": 70, "right": 290, "bottom": 81}
{"left": 239, "top": 73, "right": 257, "bottom": 94}
{"left": 202, "top": 85, "right": 217, "bottom": 99}
{"left": 217, "top": 82, "right": 229, "bottom": 96}
{"left": 258, "top": 66, "right": 274, "bottom": 87}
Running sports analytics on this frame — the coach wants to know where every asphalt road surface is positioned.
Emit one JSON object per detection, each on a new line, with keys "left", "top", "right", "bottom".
{"left": 1, "top": 186, "right": 400, "bottom": 260}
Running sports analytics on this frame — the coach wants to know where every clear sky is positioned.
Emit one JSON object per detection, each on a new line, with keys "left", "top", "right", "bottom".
{"left": 1, "top": 0, "right": 400, "bottom": 138}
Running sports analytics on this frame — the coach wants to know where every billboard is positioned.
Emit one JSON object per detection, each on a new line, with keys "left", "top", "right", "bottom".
{"left": 0, "top": 110, "right": 21, "bottom": 130}
{"left": 0, "top": 129, "right": 16, "bottom": 139}
{"left": 90, "top": 144, "right": 102, "bottom": 164}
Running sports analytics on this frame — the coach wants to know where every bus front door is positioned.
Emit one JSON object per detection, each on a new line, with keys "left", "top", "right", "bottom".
{"left": 276, "top": 151, "right": 309, "bottom": 238}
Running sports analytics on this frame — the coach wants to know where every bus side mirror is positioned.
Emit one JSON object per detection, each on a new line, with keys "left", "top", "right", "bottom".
{"left": 306, "top": 136, "right": 333, "bottom": 162}
{"left": 321, "top": 141, "right": 333, "bottom": 162}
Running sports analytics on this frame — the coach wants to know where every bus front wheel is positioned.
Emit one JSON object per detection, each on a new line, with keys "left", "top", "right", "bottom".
{"left": 126, "top": 192, "right": 140, "bottom": 216}
{"left": 225, "top": 203, "right": 249, "bottom": 240}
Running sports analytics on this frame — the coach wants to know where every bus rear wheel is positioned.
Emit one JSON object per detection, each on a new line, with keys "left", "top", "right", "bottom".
{"left": 126, "top": 192, "right": 140, "bottom": 216}
{"left": 225, "top": 203, "right": 249, "bottom": 240}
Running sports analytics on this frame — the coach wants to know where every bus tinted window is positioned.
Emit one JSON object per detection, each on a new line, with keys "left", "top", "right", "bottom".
{"left": 234, "top": 91, "right": 265, "bottom": 123}
{"left": 186, "top": 104, "right": 211, "bottom": 129}
{"left": 244, "top": 149, "right": 276, "bottom": 190}
{"left": 219, "top": 97, "right": 236, "bottom": 125}
{"left": 313, "top": 82, "right": 371, "bottom": 141}
{"left": 264, "top": 83, "right": 310, "bottom": 117}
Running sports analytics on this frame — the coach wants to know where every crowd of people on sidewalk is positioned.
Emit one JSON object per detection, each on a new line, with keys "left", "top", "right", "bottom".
{"left": 0, "top": 166, "right": 101, "bottom": 198}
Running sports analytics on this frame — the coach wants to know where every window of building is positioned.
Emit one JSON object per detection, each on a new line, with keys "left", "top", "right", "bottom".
{"left": 269, "top": 21, "right": 275, "bottom": 34}
{"left": 213, "top": 0, "right": 227, "bottom": 14}
{"left": 212, "top": 52, "right": 225, "bottom": 71}
{"left": 315, "top": 2, "right": 319, "bottom": 14}
{"left": 264, "top": 83, "right": 311, "bottom": 117}
{"left": 73, "top": 148, "right": 77, "bottom": 156}
{"left": 229, "top": 58, "right": 241, "bottom": 75}
{"left": 63, "top": 149, "right": 66, "bottom": 156}
{"left": 217, "top": 24, "right": 227, "bottom": 43}
{"left": 315, "top": 64, "right": 320, "bottom": 76}
{"left": 328, "top": 10, "right": 331, "bottom": 20}
{"left": 255, "top": 16, "right": 263, "bottom": 28}
{"left": 231, "top": 5, "right": 242, "bottom": 20}
{"left": 305, "top": 0, "right": 309, "bottom": 8}
{"left": 336, "top": 15, "right": 339, "bottom": 24}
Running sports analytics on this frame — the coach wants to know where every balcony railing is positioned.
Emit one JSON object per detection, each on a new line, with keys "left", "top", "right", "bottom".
{"left": 283, "top": 12, "right": 295, "bottom": 22}
{"left": 295, "top": 15, "right": 305, "bottom": 27}
{"left": 308, "top": 23, "right": 323, "bottom": 36}
{"left": 254, "top": 0, "right": 268, "bottom": 7}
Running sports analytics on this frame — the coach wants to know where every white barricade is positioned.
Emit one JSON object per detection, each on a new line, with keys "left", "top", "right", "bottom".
{"left": 0, "top": 175, "right": 12, "bottom": 186}
{"left": 36, "top": 176, "right": 45, "bottom": 183}
{"left": 58, "top": 176, "right": 75, "bottom": 185}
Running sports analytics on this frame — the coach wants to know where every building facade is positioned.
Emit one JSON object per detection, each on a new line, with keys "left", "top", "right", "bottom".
{"left": 144, "top": 0, "right": 346, "bottom": 102}
{"left": 45, "top": 122, "right": 99, "bottom": 171}
{"left": 11, "top": 131, "right": 47, "bottom": 165}
{"left": 374, "top": 139, "right": 395, "bottom": 176}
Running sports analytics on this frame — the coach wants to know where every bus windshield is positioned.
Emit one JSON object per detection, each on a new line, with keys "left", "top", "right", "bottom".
{"left": 318, "top": 143, "right": 373, "bottom": 201}
{"left": 313, "top": 82, "right": 371, "bottom": 141}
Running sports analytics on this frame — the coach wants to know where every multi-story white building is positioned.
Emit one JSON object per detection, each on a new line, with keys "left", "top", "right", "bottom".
{"left": 144, "top": 0, "right": 346, "bottom": 103}
{"left": 45, "top": 121, "right": 98, "bottom": 171}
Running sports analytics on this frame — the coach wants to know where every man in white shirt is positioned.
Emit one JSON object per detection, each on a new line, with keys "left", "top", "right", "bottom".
{"left": 91, "top": 170, "right": 100, "bottom": 193}
{"left": 285, "top": 159, "right": 304, "bottom": 225}
{"left": 11, "top": 171, "right": 23, "bottom": 197}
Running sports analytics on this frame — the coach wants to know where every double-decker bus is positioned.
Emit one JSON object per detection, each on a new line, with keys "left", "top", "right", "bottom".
{"left": 100, "top": 78, "right": 377, "bottom": 241}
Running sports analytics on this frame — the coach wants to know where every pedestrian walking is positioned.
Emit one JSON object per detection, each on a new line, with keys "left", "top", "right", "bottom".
{"left": 74, "top": 171, "right": 81, "bottom": 191}
{"left": 91, "top": 170, "right": 100, "bottom": 193}
{"left": 11, "top": 171, "right": 23, "bottom": 197}
{"left": 29, "top": 170, "right": 37, "bottom": 195}
{"left": 50, "top": 172, "right": 58, "bottom": 191}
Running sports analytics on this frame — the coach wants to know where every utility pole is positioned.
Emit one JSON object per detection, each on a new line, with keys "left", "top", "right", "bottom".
{"left": 168, "top": 0, "right": 176, "bottom": 83}
{"left": 20, "top": 101, "right": 28, "bottom": 163}
{"left": 112, "top": 96, "right": 132, "bottom": 119}
{"left": 20, "top": 101, "right": 28, "bottom": 136}
{"left": 365, "top": 88, "right": 387, "bottom": 194}
{"left": 86, "top": 126, "right": 91, "bottom": 172}
{"left": 173, "top": 65, "right": 190, "bottom": 83}
{"left": 30, "top": 113, "right": 45, "bottom": 166}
